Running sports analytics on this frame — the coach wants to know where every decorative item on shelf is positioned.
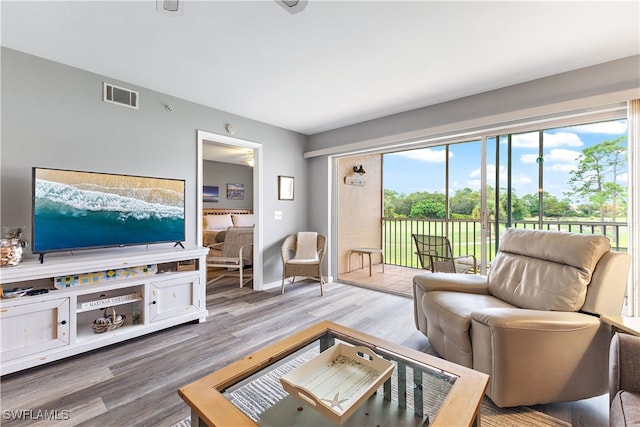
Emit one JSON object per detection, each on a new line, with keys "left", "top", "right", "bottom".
{"left": 0, "top": 226, "right": 28, "bottom": 267}
{"left": 80, "top": 292, "right": 141, "bottom": 310}
{"left": 92, "top": 306, "right": 125, "bottom": 334}
{"left": 1, "top": 287, "right": 34, "bottom": 299}
{"left": 54, "top": 264, "right": 158, "bottom": 288}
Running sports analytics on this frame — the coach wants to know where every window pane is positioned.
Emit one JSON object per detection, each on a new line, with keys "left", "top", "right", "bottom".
{"left": 542, "top": 119, "right": 628, "bottom": 249}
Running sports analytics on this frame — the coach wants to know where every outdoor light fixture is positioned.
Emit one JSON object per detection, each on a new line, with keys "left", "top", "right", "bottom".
{"left": 353, "top": 165, "right": 366, "bottom": 175}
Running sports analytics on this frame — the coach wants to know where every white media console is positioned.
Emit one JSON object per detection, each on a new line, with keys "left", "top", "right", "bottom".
{"left": 0, "top": 246, "right": 208, "bottom": 375}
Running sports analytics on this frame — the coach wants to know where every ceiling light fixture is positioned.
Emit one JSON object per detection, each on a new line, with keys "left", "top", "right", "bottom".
{"left": 276, "top": 0, "right": 308, "bottom": 14}
{"left": 157, "top": 0, "right": 183, "bottom": 16}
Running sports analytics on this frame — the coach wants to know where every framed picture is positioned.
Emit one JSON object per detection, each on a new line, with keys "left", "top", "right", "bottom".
{"left": 227, "top": 183, "right": 244, "bottom": 200}
{"left": 203, "top": 185, "right": 219, "bottom": 203}
{"left": 278, "top": 176, "right": 295, "bottom": 201}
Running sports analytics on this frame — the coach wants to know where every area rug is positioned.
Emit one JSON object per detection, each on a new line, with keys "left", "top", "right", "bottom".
{"left": 173, "top": 347, "right": 570, "bottom": 427}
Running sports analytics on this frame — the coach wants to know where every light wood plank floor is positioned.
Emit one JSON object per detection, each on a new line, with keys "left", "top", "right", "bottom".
{"left": 0, "top": 279, "right": 608, "bottom": 426}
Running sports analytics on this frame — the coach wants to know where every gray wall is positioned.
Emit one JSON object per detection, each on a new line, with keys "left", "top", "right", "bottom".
{"left": 203, "top": 160, "right": 253, "bottom": 210}
{"left": 0, "top": 48, "right": 308, "bottom": 283}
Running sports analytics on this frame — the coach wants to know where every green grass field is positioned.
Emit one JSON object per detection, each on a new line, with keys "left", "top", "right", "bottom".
{"left": 383, "top": 218, "right": 628, "bottom": 268}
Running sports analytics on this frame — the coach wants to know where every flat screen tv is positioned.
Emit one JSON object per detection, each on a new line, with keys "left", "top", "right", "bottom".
{"left": 32, "top": 167, "right": 185, "bottom": 261}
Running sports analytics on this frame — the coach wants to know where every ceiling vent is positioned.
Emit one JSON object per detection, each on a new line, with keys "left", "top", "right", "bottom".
{"left": 103, "top": 82, "right": 139, "bottom": 109}
{"left": 157, "top": 0, "right": 183, "bottom": 16}
{"left": 276, "top": 0, "right": 308, "bottom": 14}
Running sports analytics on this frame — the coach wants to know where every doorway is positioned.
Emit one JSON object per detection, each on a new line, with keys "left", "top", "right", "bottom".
{"left": 196, "top": 130, "right": 264, "bottom": 290}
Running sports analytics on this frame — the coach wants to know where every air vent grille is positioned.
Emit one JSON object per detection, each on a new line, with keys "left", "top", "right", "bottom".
{"left": 103, "top": 82, "right": 139, "bottom": 109}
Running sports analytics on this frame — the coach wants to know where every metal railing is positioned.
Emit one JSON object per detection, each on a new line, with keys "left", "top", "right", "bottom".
{"left": 383, "top": 218, "right": 628, "bottom": 269}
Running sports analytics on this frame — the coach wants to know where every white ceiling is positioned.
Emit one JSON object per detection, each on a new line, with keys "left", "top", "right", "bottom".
{"left": 202, "top": 141, "right": 255, "bottom": 165}
{"left": 1, "top": 0, "right": 639, "bottom": 138}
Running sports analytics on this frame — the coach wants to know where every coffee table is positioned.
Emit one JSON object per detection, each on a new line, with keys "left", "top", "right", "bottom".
{"left": 178, "top": 321, "right": 489, "bottom": 427}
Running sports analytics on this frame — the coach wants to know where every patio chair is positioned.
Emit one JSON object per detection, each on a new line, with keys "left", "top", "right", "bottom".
{"left": 281, "top": 232, "right": 327, "bottom": 295}
{"left": 206, "top": 226, "right": 253, "bottom": 288}
{"left": 412, "top": 233, "right": 477, "bottom": 274}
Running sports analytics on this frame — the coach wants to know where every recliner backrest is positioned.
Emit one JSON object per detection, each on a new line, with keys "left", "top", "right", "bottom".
{"left": 487, "top": 228, "right": 611, "bottom": 311}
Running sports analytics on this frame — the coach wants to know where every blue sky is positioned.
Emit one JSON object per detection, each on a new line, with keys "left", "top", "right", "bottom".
{"left": 384, "top": 119, "right": 628, "bottom": 201}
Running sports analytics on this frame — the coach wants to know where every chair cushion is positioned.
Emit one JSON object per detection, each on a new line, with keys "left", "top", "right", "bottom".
{"left": 423, "top": 291, "right": 516, "bottom": 367}
{"left": 488, "top": 228, "right": 610, "bottom": 311}
{"left": 294, "top": 232, "right": 318, "bottom": 261}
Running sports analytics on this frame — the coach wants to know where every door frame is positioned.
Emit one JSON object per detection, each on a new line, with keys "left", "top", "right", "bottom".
{"left": 196, "top": 130, "right": 264, "bottom": 290}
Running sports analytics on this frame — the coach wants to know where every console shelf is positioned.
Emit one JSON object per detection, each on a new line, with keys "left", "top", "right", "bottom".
{"left": 0, "top": 246, "right": 208, "bottom": 375}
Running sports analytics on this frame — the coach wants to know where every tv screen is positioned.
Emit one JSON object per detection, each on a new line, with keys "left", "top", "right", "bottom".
{"left": 32, "top": 167, "right": 185, "bottom": 256}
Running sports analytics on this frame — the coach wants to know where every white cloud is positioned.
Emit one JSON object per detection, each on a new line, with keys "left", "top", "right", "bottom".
{"left": 565, "top": 120, "right": 627, "bottom": 134}
{"left": 511, "top": 131, "right": 583, "bottom": 148}
{"left": 510, "top": 133, "right": 539, "bottom": 148}
{"left": 619, "top": 172, "right": 628, "bottom": 184}
{"left": 389, "top": 147, "right": 450, "bottom": 163}
{"left": 546, "top": 148, "right": 581, "bottom": 162}
{"left": 520, "top": 148, "right": 580, "bottom": 172}
{"left": 551, "top": 163, "right": 577, "bottom": 172}
{"left": 520, "top": 153, "right": 539, "bottom": 164}
{"left": 543, "top": 132, "right": 584, "bottom": 147}
{"left": 468, "top": 164, "right": 531, "bottom": 189}
{"left": 516, "top": 176, "right": 533, "bottom": 185}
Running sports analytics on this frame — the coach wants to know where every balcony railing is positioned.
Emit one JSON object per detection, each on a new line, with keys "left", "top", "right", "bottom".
{"left": 383, "top": 218, "right": 628, "bottom": 269}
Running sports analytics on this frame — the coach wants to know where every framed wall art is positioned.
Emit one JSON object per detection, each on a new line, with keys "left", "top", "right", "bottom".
{"left": 226, "top": 183, "right": 245, "bottom": 200}
{"left": 203, "top": 185, "right": 219, "bottom": 203}
{"left": 278, "top": 176, "right": 294, "bottom": 201}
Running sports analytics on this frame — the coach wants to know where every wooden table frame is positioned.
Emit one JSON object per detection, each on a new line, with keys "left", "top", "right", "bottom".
{"left": 178, "top": 321, "right": 489, "bottom": 427}
{"left": 600, "top": 315, "right": 640, "bottom": 336}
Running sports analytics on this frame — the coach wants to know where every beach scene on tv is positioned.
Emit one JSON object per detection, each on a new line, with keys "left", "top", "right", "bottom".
{"left": 33, "top": 168, "right": 185, "bottom": 253}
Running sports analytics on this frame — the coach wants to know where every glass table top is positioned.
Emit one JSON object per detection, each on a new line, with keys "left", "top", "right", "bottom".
{"left": 220, "top": 330, "right": 458, "bottom": 426}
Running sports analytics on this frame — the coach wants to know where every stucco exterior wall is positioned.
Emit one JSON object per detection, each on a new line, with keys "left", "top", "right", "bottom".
{"left": 337, "top": 154, "right": 382, "bottom": 274}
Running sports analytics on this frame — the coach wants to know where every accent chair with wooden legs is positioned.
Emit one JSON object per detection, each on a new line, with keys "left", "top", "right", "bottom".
{"left": 281, "top": 232, "right": 327, "bottom": 296}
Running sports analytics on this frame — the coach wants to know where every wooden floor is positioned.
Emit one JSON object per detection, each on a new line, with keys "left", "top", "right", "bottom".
{"left": 0, "top": 278, "right": 608, "bottom": 427}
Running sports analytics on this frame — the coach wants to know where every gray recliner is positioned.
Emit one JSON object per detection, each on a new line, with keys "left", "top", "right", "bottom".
{"left": 609, "top": 332, "right": 640, "bottom": 426}
{"left": 413, "top": 228, "right": 631, "bottom": 408}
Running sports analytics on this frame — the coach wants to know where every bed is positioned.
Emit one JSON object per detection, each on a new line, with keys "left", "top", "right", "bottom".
{"left": 202, "top": 208, "right": 253, "bottom": 247}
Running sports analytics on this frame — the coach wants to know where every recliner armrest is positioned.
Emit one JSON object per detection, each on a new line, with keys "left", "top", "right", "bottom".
{"left": 413, "top": 272, "right": 488, "bottom": 294}
{"left": 471, "top": 307, "right": 601, "bottom": 330}
{"left": 470, "top": 308, "right": 608, "bottom": 407}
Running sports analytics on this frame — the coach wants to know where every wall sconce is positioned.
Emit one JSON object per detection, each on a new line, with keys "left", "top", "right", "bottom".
{"left": 353, "top": 165, "right": 366, "bottom": 175}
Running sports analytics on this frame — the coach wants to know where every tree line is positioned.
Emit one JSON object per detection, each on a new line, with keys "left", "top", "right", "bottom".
{"left": 384, "top": 137, "right": 627, "bottom": 221}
